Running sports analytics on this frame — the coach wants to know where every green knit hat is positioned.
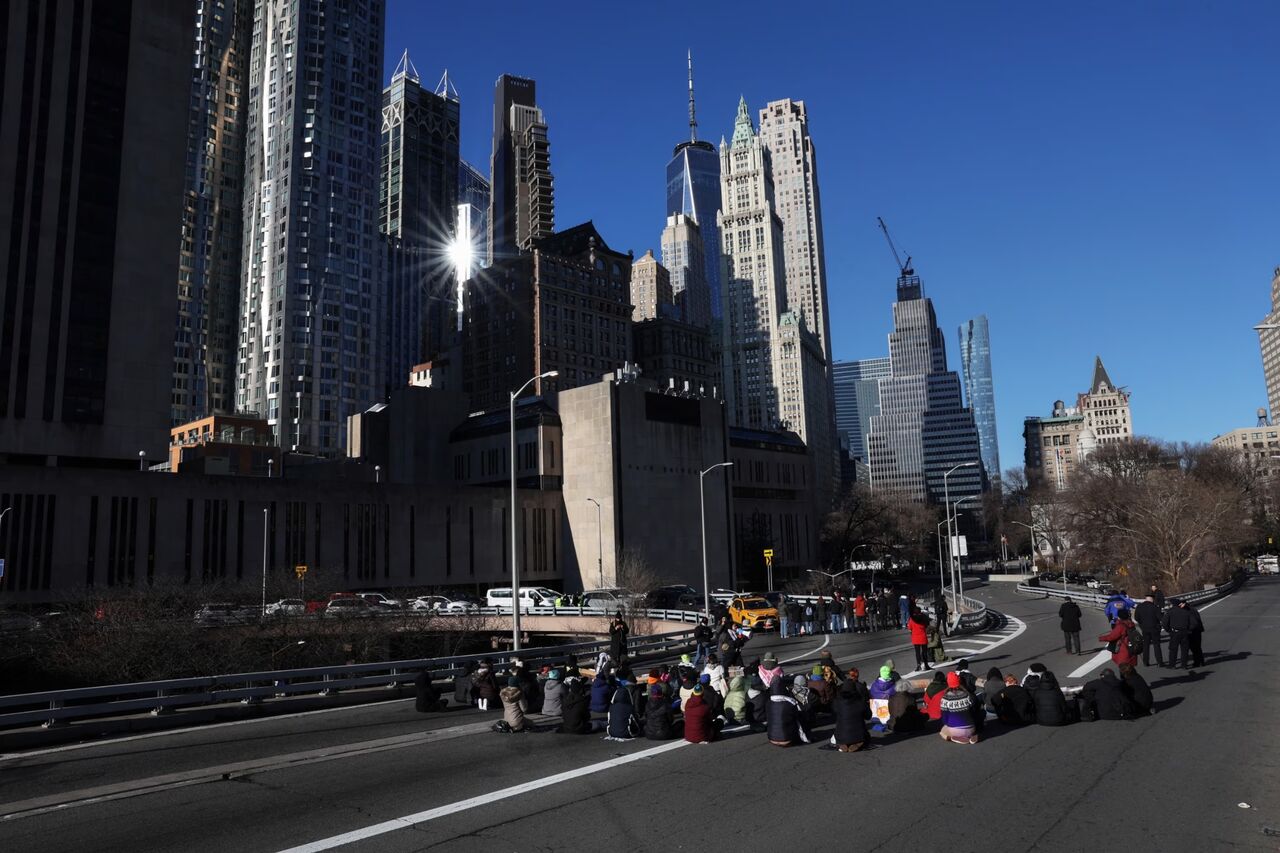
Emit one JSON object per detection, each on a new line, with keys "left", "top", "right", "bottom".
{"left": 880, "top": 665, "right": 891, "bottom": 680}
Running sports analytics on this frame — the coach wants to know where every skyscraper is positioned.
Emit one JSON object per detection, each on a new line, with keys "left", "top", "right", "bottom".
{"left": 665, "top": 53, "right": 723, "bottom": 321}
{"left": 659, "top": 213, "right": 712, "bottom": 327}
{"left": 1258, "top": 267, "right": 1280, "bottom": 418}
{"left": 867, "top": 264, "right": 984, "bottom": 505}
{"left": 758, "top": 99, "right": 832, "bottom": 362}
{"left": 958, "top": 316, "right": 1001, "bottom": 490}
{"left": 718, "top": 97, "right": 787, "bottom": 431}
{"left": 776, "top": 311, "right": 832, "bottom": 476}
{"left": 489, "top": 74, "right": 554, "bottom": 258}
{"left": 457, "top": 160, "right": 491, "bottom": 269}
{"left": 0, "top": 1, "right": 195, "bottom": 465}
{"left": 833, "top": 357, "right": 891, "bottom": 462}
{"left": 237, "top": 0, "right": 385, "bottom": 454}
{"left": 173, "top": 0, "right": 251, "bottom": 427}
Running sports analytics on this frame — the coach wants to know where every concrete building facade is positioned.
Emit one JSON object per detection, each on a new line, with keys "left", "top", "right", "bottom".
{"left": 630, "top": 250, "right": 673, "bottom": 322}
{"left": 660, "top": 213, "right": 713, "bottom": 329}
{"left": 0, "top": 1, "right": 195, "bottom": 467}
{"left": 1077, "top": 357, "right": 1132, "bottom": 446}
{"left": 632, "top": 319, "right": 717, "bottom": 396}
{"left": 1023, "top": 400, "right": 1093, "bottom": 491}
{"left": 1257, "top": 267, "right": 1280, "bottom": 418}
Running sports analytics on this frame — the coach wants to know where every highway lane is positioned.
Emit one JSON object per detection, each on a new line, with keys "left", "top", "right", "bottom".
{"left": 2, "top": 580, "right": 1275, "bottom": 851}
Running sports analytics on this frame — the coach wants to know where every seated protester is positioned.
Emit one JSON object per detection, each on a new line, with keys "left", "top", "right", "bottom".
{"left": 792, "top": 675, "right": 818, "bottom": 734}
{"left": 541, "top": 669, "right": 566, "bottom": 717}
{"left": 453, "top": 662, "right": 476, "bottom": 707}
{"left": 414, "top": 670, "right": 449, "bottom": 713}
{"left": 983, "top": 667, "right": 1005, "bottom": 714}
{"left": 559, "top": 678, "right": 600, "bottom": 734}
{"left": 758, "top": 654, "right": 784, "bottom": 689}
{"left": 702, "top": 654, "right": 728, "bottom": 696}
{"left": 1021, "top": 663, "right": 1047, "bottom": 689}
{"left": 512, "top": 660, "right": 542, "bottom": 713}
{"left": 1030, "top": 671, "right": 1073, "bottom": 726}
{"left": 939, "top": 672, "right": 979, "bottom": 744}
{"left": 831, "top": 678, "right": 872, "bottom": 752}
{"left": 605, "top": 681, "right": 639, "bottom": 740}
{"left": 496, "top": 676, "right": 527, "bottom": 733}
{"left": 472, "top": 660, "right": 499, "bottom": 712}
{"left": 1080, "top": 668, "right": 1138, "bottom": 721}
{"left": 644, "top": 684, "right": 677, "bottom": 740}
{"left": 683, "top": 683, "right": 715, "bottom": 744}
{"left": 883, "top": 659, "right": 902, "bottom": 683}
{"left": 698, "top": 674, "right": 724, "bottom": 717}
{"left": 1119, "top": 663, "right": 1154, "bottom": 716}
{"left": 615, "top": 668, "right": 645, "bottom": 716}
{"left": 923, "top": 671, "right": 948, "bottom": 721}
{"left": 953, "top": 659, "right": 978, "bottom": 694}
{"left": 808, "top": 667, "right": 836, "bottom": 712}
{"left": 887, "top": 688, "right": 928, "bottom": 733}
{"left": 817, "top": 650, "right": 846, "bottom": 684}
{"left": 594, "top": 651, "right": 612, "bottom": 676}
{"left": 722, "top": 674, "right": 748, "bottom": 725}
{"left": 590, "top": 672, "right": 613, "bottom": 715}
{"left": 746, "top": 674, "right": 769, "bottom": 731}
{"left": 993, "top": 675, "right": 1035, "bottom": 726}
{"left": 869, "top": 665, "right": 897, "bottom": 701}
{"left": 766, "top": 678, "right": 811, "bottom": 746}
{"left": 676, "top": 654, "right": 698, "bottom": 684}
{"left": 678, "top": 674, "right": 697, "bottom": 711}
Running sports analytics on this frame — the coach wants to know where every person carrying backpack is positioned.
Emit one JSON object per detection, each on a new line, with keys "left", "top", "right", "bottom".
{"left": 1098, "top": 607, "right": 1141, "bottom": 669}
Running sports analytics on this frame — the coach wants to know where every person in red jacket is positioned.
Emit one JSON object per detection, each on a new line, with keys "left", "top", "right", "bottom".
{"left": 908, "top": 607, "right": 932, "bottom": 671}
{"left": 683, "top": 683, "right": 715, "bottom": 744}
{"left": 1098, "top": 608, "right": 1138, "bottom": 668}
{"left": 923, "top": 671, "right": 947, "bottom": 720}
{"left": 854, "top": 594, "right": 868, "bottom": 633}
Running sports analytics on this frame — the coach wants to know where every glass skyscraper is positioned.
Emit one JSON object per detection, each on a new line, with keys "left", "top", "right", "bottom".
{"left": 958, "top": 315, "right": 1002, "bottom": 490}
{"left": 833, "top": 357, "right": 890, "bottom": 462}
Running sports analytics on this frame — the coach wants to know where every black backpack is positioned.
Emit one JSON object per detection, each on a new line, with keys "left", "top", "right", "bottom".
{"left": 1125, "top": 624, "right": 1145, "bottom": 658}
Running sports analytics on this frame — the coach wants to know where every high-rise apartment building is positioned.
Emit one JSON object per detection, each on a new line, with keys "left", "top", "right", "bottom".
{"left": 237, "top": 0, "right": 385, "bottom": 454}
{"left": 833, "top": 357, "right": 891, "bottom": 462}
{"left": 758, "top": 99, "right": 832, "bottom": 363}
{"left": 665, "top": 54, "right": 722, "bottom": 321}
{"left": 630, "top": 250, "right": 673, "bottom": 322}
{"left": 718, "top": 98, "right": 787, "bottom": 431}
{"left": 1258, "top": 267, "right": 1280, "bottom": 417}
{"left": 0, "top": 1, "right": 195, "bottom": 466}
{"left": 1024, "top": 399, "right": 1094, "bottom": 491}
{"left": 489, "top": 75, "right": 554, "bottom": 258}
{"left": 958, "top": 315, "right": 1001, "bottom": 489}
{"left": 172, "top": 0, "right": 251, "bottom": 427}
{"left": 660, "top": 213, "right": 712, "bottom": 328}
{"left": 867, "top": 266, "right": 984, "bottom": 505}
{"left": 1077, "top": 357, "right": 1132, "bottom": 446}
{"left": 463, "top": 223, "right": 633, "bottom": 409}
{"left": 379, "top": 52, "right": 459, "bottom": 248}
{"left": 458, "top": 160, "right": 491, "bottom": 269}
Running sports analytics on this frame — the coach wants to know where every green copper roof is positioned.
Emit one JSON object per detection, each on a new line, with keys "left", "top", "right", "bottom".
{"left": 730, "top": 95, "right": 755, "bottom": 148}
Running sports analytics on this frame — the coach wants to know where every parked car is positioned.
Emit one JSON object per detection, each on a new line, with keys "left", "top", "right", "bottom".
{"left": 579, "top": 588, "right": 633, "bottom": 612}
{"left": 645, "top": 586, "right": 700, "bottom": 609}
{"left": 194, "top": 603, "right": 255, "bottom": 627}
{"left": 485, "top": 587, "right": 556, "bottom": 611}
{"left": 409, "top": 595, "right": 449, "bottom": 612}
{"left": 728, "top": 596, "right": 778, "bottom": 631}
{"left": 265, "top": 598, "right": 307, "bottom": 617}
{"left": 322, "top": 597, "right": 376, "bottom": 618}
{"left": 354, "top": 591, "right": 403, "bottom": 609}
{"left": 438, "top": 594, "right": 482, "bottom": 613}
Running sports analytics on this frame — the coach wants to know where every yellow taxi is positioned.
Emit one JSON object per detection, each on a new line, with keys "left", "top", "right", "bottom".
{"left": 728, "top": 596, "right": 778, "bottom": 631}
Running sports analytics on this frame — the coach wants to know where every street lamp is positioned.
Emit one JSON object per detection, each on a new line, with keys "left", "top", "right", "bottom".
{"left": 0, "top": 506, "right": 9, "bottom": 583}
{"left": 1009, "top": 517, "right": 1061, "bottom": 592}
{"left": 699, "top": 462, "right": 733, "bottom": 618}
{"left": 510, "top": 370, "right": 557, "bottom": 653}
{"left": 374, "top": 464, "right": 381, "bottom": 484}
{"left": 261, "top": 507, "right": 269, "bottom": 619}
{"left": 586, "top": 498, "right": 603, "bottom": 588}
{"left": 943, "top": 462, "right": 978, "bottom": 606}
{"left": 267, "top": 458, "right": 274, "bottom": 478}
{"left": 138, "top": 450, "right": 146, "bottom": 472}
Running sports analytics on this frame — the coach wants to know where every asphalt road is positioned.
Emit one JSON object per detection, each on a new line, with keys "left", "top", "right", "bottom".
{"left": 2, "top": 579, "right": 1277, "bottom": 852}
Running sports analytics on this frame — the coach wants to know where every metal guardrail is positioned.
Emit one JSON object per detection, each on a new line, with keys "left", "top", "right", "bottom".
{"left": 1014, "top": 573, "right": 1245, "bottom": 610}
{"left": 0, "top": 626, "right": 697, "bottom": 731}
{"left": 939, "top": 586, "right": 990, "bottom": 633}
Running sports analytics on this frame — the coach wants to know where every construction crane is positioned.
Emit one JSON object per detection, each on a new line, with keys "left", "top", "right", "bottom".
{"left": 876, "top": 216, "right": 913, "bottom": 276}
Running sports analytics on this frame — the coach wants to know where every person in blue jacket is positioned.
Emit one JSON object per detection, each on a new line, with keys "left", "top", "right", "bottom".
{"left": 1104, "top": 591, "right": 1136, "bottom": 625}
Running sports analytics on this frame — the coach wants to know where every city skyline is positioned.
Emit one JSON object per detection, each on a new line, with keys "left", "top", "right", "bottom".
{"left": 382, "top": 1, "right": 1280, "bottom": 469}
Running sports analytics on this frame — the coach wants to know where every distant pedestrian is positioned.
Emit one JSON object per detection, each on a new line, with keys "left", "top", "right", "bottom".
{"left": 898, "top": 592, "right": 911, "bottom": 628}
{"left": 609, "top": 612, "right": 629, "bottom": 662}
{"left": 693, "top": 618, "right": 712, "bottom": 666}
{"left": 786, "top": 599, "right": 802, "bottom": 638}
{"left": 1186, "top": 602, "right": 1205, "bottom": 667}
{"left": 934, "top": 590, "right": 950, "bottom": 636}
{"left": 909, "top": 608, "right": 931, "bottom": 671}
{"left": 854, "top": 593, "right": 868, "bottom": 633}
{"left": 777, "top": 599, "right": 791, "bottom": 640}
{"left": 1133, "top": 594, "right": 1165, "bottom": 667}
{"left": 1058, "top": 599, "right": 1083, "bottom": 655}
{"left": 1149, "top": 583, "right": 1166, "bottom": 609}
{"left": 803, "top": 600, "right": 817, "bottom": 635}
{"left": 1162, "top": 599, "right": 1194, "bottom": 669}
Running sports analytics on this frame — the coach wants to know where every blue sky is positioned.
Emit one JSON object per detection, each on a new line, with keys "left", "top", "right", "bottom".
{"left": 386, "top": 1, "right": 1280, "bottom": 472}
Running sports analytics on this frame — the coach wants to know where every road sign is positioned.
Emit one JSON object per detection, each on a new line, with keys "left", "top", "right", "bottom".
{"left": 763, "top": 549, "right": 774, "bottom": 559}
{"left": 295, "top": 564, "right": 308, "bottom": 579}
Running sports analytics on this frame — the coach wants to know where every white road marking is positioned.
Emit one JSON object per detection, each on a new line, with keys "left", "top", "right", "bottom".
{"left": 275, "top": 740, "right": 690, "bottom": 852}
{"left": 900, "top": 611, "right": 1027, "bottom": 678}
{"left": 780, "top": 636, "right": 829, "bottom": 664}
{"left": 1067, "top": 650, "right": 1112, "bottom": 679}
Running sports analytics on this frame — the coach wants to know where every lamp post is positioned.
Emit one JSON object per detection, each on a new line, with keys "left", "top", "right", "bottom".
{"left": 261, "top": 507, "right": 269, "bottom": 619}
{"left": 138, "top": 450, "right": 146, "bottom": 472}
{"left": 586, "top": 498, "right": 603, "bottom": 588}
{"left": 510, "top": 370, "right": 557, "bottom": 653}
{"left": 699, "top": 462, "right": 733, "bottom": 618}
{"left": 942, "top": 462, "right": 978, "bottom": 607}
{"left": 374, "top": 464, "right": 381, "bottom": 484}
{"left": 951, "top": 495, "right": 979, "bottom": 601}
{"left": 1010, "top": 518, "right": 1060, "bottom": 592}
{"left": 267, "top": 458, "right": 274, "bottom": 479}
{"left": 0, "top": 506, "right": 9, "bottom": 583}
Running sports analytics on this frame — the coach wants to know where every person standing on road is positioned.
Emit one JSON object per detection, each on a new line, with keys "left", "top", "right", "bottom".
{"left": 1133, "top": 594, "right": 1165, "bottom": 667}
{"left": 693, "top": 618, "right": 712, "bottom": 666}
{"left": 1149, "top": 583, "right": 1166, "bottom": 609}
{"left": 1058, "top": 598, "right": 1083, "bottom": 655}
{"left": 786, "top": 598, "right": 802, "bottom": 638}
{"left": 609, "top": 612, "right": 629, "bottom": 663}
{"left": 909, "top": 607, "right": 931, "bottom": 671}
{"left": 898, "top": 591, "right": 911, "bottom": 628}
{"left": 1162, "top": 598, "right": 1194, "bottom": 669}
{"left": 1186, "top": 602, "right": 1206, "bottom": 667}
{"left": 1098, "top": 607, "right": 1139, "bottom": 669}
{"left": 854, "top": 593, "right": 868, "bottom": 633}
{"left": 880, "top": 592, "right": 895, "bottom": 632}
{"left": 777, "top": 599, "right": 790, "bottom": 640}
{"left": 934, "top": 590, "right": 950, "bottom": 637}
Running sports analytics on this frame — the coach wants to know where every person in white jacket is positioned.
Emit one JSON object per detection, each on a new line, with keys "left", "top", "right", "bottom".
{"left": 702, "top": 654, "right": 727, "bottom": 696}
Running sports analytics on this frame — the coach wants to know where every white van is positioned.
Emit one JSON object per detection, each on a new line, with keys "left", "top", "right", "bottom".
{"left": 485, "top": 587, "right": 557, "bottom": 610}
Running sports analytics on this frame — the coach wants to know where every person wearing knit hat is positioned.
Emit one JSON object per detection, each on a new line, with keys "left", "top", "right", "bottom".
{"left": 683, "top": 683, "right": 714, "bottom": 744}
{"left": 818, "top": 649, "right": 845, "bottom": 683}
{"left": 542, "top": 668, "right": 566, "bottom": 718}
{"left": 938, "top": 671, "right": 978, "bottom": 744}
{"left": 497, "top": 676, "right": 527, "bottom": 733}
{"left": 870, "top": 665, "right": 896, "bottom": 701}
{"left": 643, "top": 682, "right": 676, "bottom": 740}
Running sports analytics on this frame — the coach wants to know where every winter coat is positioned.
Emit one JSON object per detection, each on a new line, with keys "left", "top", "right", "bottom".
{"left": 924, "top": 680, "right": 947, "bottom": 720}
{"left": 832, "top": 680, "right": 871, "bottom": 746}
{"left": 1133, "top": 600, "right": 1162, "bottom": 633}
{"left": 869, "top": 677, "right": 896, "bottom": 700}
{"left": 1030, "top": 674, "right": 1072, "bottom": 726}
{"left": 938, "top": 688, "right": 975, "bottom": 729}
{"left": 607, "top": 686, "right": 638, "bottom": 739}
{"left": 723, "top": 675, "right": 748, "bottom": 722}
{"left": 518, "top": 672, "right": 543, "bottom": 712}
{"left": 643, "top": 696, "right": 675, "bottom": 739}
{"left": 541, "top": 679, "right": 566, "bottom": 717}
{"left": 678, "top": 684, "right": 696, "bottom": 711}
{"left": 1122, "top": 668, "right": 1154, "bottom": 716}
{"left": 983, "top": 669, "right": 1005, "bottom": 712}
{"left": 559, "top": 681, "right": 592, "bottom": 734}
{"left": 453, "top": 671, "right": 473, "bottom": 705}
{"left": 590, "top": 675, "right": 613, "bottom": 714}
{"left": 954, "top": 669, "right": 977, "bottom": 695}
{"left": 993, "top": 684, "right": 1035, "bottom": 725}
{"left": 683, "top": 694, "right": 714, "bottom": 743}
{"left": 703, "top": 663, "right": 728, "bottom": 696}
{"left": 500, "top": 686, "right": 526, "bottom": 731}
{"left": 765, "top": 680, "right": 808, "bottom": 744}
{"left": 854, "top": 596, "right": 868, "bottom": 617}
{"left": 472, "top": 668, "right": 499, "bottom": 702}
{"left": 1058, "top": 601, "right": 1083, "bottom": 632}
{"left": 1081, "top": 671, "right": 1136, "bottom": 721}
{"left": 414, "top": 672, "right": 445, "bottom": 712}
{"left": 747, "top": 682, "right": 768, "bottom": 726}
{"left": 1098, "top": 618, "right": 1138, "bottom": 667}
{"left": 887, "top": 690, "right": 927, "bottom": 732}
{"left": 609, "top": 620, "right": 629, "bottom": 659}
{"left": 759, "top": 664, "right": 784, "bottom": 689}
{"left": 1162, "top": 606, "right": 1193, "bottom": 634}
{"left": 1104, "top": 595, "right": 1134, "bottom": 623}
{"left": 908, "top": 613, "right": 929, "bottom": 645}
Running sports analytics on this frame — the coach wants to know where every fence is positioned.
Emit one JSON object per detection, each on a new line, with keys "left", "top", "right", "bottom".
{"left": 1014, "top": 573, "right": 1245, "bottom": 610}
{"left": 0, "top": 624, "right": 696, "bottom": 731}
{"left": 939, "top": 586, "right": 991, "bottom": 633}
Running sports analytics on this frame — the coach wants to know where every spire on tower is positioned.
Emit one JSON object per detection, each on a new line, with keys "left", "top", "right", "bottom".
{"left": 392, "top": 49, "right": 420, "bottom": 84}
{"left": 730, "top": 95, "right": 755, "bottom": 148}
{"left": 687, "top": 50, "right": 698, "bottom": 142}
{"left": 435, "top": 68, "right": 459, "bottom": 102}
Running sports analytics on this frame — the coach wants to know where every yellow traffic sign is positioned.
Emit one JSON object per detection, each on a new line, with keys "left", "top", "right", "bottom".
{"left": 763, "top": 549, "right": 774, "bottom": 558}
{"left": 295, "top": 564, "right": 308, "bottom": 579}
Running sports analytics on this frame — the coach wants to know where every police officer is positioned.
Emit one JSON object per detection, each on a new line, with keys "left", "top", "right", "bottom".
{"left": 1133, "top": 593, "right": 1164, "bottom": 667}
{"left": 1161, "top": 598, "right": 1194, "bottom": 669}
